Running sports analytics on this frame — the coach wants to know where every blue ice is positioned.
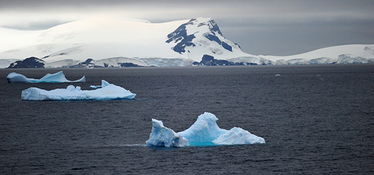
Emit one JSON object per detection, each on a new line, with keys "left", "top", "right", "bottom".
{"left": 7, "top": 71, "right": 86, "bottom": 83}
{"left": 146, "top": 112, "right": 265, "bottom": 147}
{"left": 21, "top": 80, "right": 136, "bottom": 101}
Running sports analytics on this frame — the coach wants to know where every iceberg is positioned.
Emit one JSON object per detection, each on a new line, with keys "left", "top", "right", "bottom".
{"left": 146, "top": 112, "right": 265, "bottom": 147}
{"left": 7, "top": 71, "right": 86, "bottom": 83}
{"left": 21, "top": 80, "right": 136, "bottom": 101}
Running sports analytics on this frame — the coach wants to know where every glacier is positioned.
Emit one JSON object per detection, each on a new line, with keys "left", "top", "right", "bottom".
{"left": 21, "top": 80, "right": 136, "bottom": 101}
{"left": 146, "top": 112, "right": 265, "bottom": 147}
{"left": 7, "top": 71, "right": 86, "bottom": 83}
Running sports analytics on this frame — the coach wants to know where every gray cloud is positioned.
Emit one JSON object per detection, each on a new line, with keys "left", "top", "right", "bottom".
{"left": 2, "top": 20, "right": 70, "bottom": 30}
{"left": 220, "top": 19, "right": 374, "bottom": 55}
{"left": 0, "top": 0, "right": 373, "bottom": 55}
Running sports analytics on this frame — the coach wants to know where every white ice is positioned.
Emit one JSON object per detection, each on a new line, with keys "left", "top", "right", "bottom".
{"left": 7, "top": 71, "right": 86, "bottom": 83}
{"left": 21, "top": 80, "right": 136, "bottom": 101}
{"left": 146, "top": 112, "right": 265, "bottom": 147}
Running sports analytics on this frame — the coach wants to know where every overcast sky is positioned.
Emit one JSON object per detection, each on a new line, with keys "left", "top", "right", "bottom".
{"left": 0, "top": 0, "right": 373, "bottom": 55}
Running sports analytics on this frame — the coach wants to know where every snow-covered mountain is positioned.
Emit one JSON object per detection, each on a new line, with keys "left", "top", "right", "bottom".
{"left": 231, "top": 44, "right": 374, "bottom": 65}
{"left": 0, "top": 16, "right": 373, "bottom": 68}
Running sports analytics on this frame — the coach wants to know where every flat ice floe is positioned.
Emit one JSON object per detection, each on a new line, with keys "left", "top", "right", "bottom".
{"left": 146, "top": 112, "right": 265, "bottom": 147}
{"left": 21, "top": 80, "right": 136, "bottom": 101}
{"left": 7, "top": 71, "right": 86, "bottom": 83}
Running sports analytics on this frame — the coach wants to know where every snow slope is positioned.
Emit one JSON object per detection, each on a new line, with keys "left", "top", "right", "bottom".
{"left": 0, "top": 17, "right": 186, "bottom": 64}
{"left": 0, "top": 16, "right": 373, "bottom": 68}
{"left": 235, "top": 44, "right": 374, "bottom": 65}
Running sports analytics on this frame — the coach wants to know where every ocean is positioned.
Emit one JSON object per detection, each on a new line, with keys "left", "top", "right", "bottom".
{"left": 0, "top": 65, "right": 373, "bottom": 174}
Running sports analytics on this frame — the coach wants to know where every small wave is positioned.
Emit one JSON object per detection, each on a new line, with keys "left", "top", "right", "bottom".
{"left": 85, "top": 143, "right": 146, "bottom": 149}
{"left": 119, "top": 144, "right": 146, "bottom": 147}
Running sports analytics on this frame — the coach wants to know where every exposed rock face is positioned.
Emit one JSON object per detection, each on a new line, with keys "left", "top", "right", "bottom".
{"left": 166, "top": 19, "right": 196, "bottom": 54}
{"left": 193, "top": 55, "right": 252, "bottom": 66}
{"left": 8, "top": 57, "right": 45, "bottom": 68}
{"left": 166, "top": 18, "right": 240, "bottom": 56}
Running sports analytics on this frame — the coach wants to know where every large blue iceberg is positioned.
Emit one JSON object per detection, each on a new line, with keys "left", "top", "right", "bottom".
{"left": 7, "top": 71, "right": 86, "bottom": 83}
{"left": 21, "top": 80, "right": 136, "bottom": 101}
{"left": 146, "top": 112, "right": 265, "bottom": 147}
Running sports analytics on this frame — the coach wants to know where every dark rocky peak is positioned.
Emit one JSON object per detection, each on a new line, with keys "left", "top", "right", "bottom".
{"left": 8, "top": 57, "right": 45, "bottom": 68}
{"left": 166, "top": 18, "right": 233, "bottom": 54}
{"left": 166, "top": 19, "right": 196, "bottom": 54}
{"left": 196, "top": 18, "right": 223, "bottom": 35}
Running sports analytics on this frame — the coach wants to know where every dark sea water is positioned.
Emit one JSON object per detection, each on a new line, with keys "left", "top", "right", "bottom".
{"left": 0, "top": 65, "right": 373, "bottom": 175}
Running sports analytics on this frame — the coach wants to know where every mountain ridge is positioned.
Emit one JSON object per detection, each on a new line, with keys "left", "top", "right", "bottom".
{"left": 0, "top": 17, "right": 373, "bottom": 68}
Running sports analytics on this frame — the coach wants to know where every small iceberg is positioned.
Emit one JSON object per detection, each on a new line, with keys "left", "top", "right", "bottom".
{"left": 146, "top": 112, "right": 265, "bottom": 147}
{"left": 7, "top": 71, "right": 86, "bottom": 83}
{"left": 21, "top": 80, "right": 136, "bottom": 101}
